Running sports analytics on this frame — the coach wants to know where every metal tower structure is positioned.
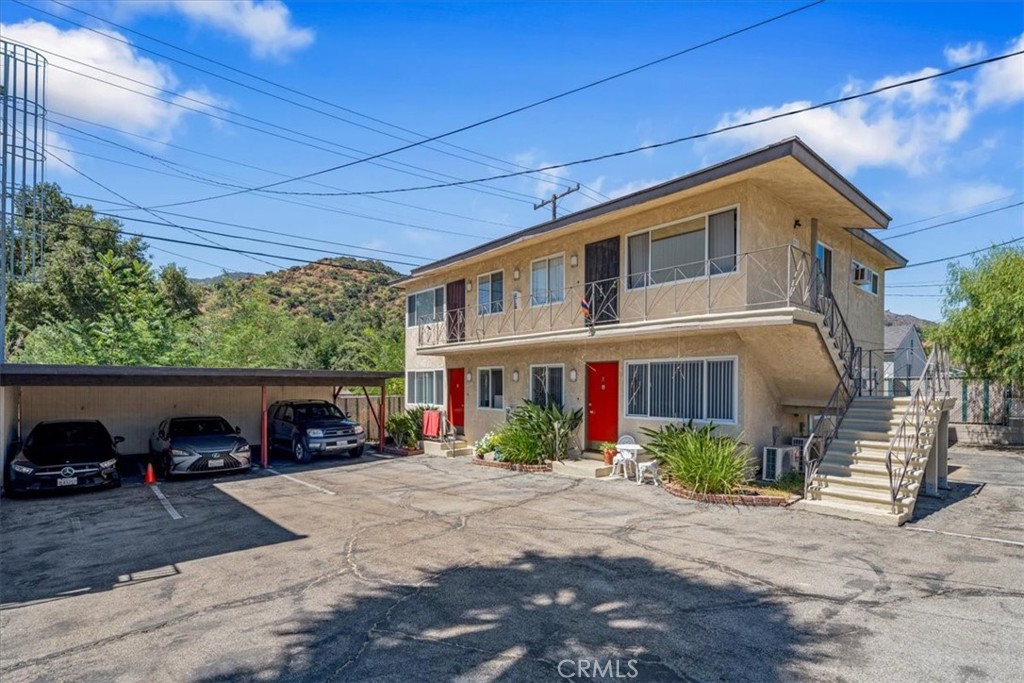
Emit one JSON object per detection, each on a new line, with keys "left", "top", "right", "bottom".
{"left": 1, "top": 40, "right": 47, "bottom": 363}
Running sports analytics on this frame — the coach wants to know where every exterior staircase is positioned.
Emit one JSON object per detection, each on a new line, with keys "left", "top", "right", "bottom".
{"left": 802, "top": 396, "right": 939, "bottom": 525}
{"left": 422, "top": 438, "right": 475, "bottom": 457}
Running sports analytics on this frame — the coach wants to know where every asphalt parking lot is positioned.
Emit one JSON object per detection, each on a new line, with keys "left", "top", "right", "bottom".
{"left": 1, "top": 447, "right": 1022, "bottom": 682}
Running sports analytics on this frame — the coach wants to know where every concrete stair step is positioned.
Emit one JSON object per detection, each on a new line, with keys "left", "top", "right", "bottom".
{"left": 818, "top": 460, "right": 923, "bottom": 479}
{"left": 813, "top": 470, "right": 921, "bottom": 493}
{"left": 823, "top": 450, "right": 930, "bottom": 467}
{"left": 813, "top": 481, "right": 914, "bottom": 508}
{"left": 798, "top": 499, "right": 909, "bottom": 526}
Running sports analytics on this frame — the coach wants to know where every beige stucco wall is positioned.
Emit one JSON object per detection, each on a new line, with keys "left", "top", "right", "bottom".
{"left": 448, "top": 331, "right": 804, "bottom": 456}
{"left": 19, "top": 385, "right": 341, "bottom": 455}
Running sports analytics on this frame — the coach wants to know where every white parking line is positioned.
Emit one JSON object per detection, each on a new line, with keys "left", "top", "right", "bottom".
{"left": 150, "top": 485, "right": 184, "bottom": 520}
{"left": 906, "top": 526, "right": 1024, "bottom": 547}
{"left": 265, "top": 468, "right": 337, "bottom": 496}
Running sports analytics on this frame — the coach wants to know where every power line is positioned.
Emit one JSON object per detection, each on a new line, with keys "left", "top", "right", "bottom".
{"left": 903, "top": 236, "right": 1024, "bottom": 269}
{"left": 882, "top": 202, "right": 1024, "bottom": 240}
{"left": 22, "top": 46, "right": 540, "bottom": 207}
{"left": 49, "top": 113, "right": 518, "bottom": 230}
{"left": 30, "top": 0, "right": 610, "bottom": 201}
{"left": 150, "top": 48, "right": 1023, "bottom": 205}
{"left": 885, "top": 192, "right": 1020, "bottom": 231}
{"left": 29, "top": 0, "right": 824, "bottom": 200}
{"left": 46, "top": 151, "right": 285, "bottom": 271}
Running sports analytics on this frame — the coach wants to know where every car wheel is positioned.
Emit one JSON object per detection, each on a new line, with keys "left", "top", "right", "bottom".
{"left": 293, "top": 440, "right": 311, "bottom": 464}
{"left": 350, "top": 444, "right": 364, "bottom": 458}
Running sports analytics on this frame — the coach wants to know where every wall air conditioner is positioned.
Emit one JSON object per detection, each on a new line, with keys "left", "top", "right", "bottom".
{"left": 762, "top": 446, "right": 798, "bottom": 482}
{"left": 852, "top": 266, "right": 869, "bottom": 285}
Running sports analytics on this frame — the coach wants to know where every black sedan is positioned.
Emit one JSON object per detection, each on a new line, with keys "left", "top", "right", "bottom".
{"left": 5, "top": 420, "right": 122, "bottom": 494}
{"left": 150, "top": 416, "right": 252, "bottom": 477}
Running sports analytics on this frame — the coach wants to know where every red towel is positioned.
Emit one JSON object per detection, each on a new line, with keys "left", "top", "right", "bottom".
{"left": 423, "top": 410, "right": 442, "bottom": 438}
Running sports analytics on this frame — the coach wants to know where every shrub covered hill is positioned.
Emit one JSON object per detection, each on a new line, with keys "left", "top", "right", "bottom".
{"left": 202, "top": 257, "right": 404, "bottom": 327}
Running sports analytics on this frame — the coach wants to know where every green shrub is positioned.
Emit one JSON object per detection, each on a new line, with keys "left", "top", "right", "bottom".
{"left": 505, "top": 400, "right": 583, "bottom": 462}
{"left": 768, "top": 469, "right": 805, "bottom": 494}
{"left": 641, "top": 422, "right": 753, "bottom": 495}
{"left": 494, "top": 422, "right": 546, "bottom": 464}
{"left": 385, "top": 411, "right": 417, "bottom": 448}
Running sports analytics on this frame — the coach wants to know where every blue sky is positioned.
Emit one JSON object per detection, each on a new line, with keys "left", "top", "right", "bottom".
{"left": 3, "top": 0, "right": 1022, "bottom": 321}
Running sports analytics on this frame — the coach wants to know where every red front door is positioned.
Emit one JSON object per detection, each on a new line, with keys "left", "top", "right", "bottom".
{"left": 448, "top": 368, "right": 465, "bottom": 430}
{"left": 586, "top": 362, "right": 619, "bottom": 445}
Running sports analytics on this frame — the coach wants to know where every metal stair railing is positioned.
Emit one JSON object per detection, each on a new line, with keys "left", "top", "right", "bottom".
{"left": 884, "top": 345, "right": 951, "bottom": 512}
{"left": 802, "top": 260, "right": 863, "bottom": 498}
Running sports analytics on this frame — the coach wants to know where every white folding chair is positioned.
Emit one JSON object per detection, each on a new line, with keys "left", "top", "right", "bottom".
{"left": 635, "top": 460, "right": 660, "bottom": 486}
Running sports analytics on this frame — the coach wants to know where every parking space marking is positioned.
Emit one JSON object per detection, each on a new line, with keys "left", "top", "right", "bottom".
{"left": 150, "top": 485, "right": 184, "bottom": 520}
{"left": 265, "top": 468, "right": 337, "bottom": 495}
{"left": 906, "top": 526, "right": 1024, "bottom": 547}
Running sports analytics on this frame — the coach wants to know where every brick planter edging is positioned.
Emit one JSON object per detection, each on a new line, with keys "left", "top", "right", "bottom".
{"left": 381, "top": 446, "right": 424, "bottom": 457}
{"left": 471, "top": 458, "right": 552, "bottom": 473}
{"left": 661, "top": 480, "right": 799, "bottom": 507}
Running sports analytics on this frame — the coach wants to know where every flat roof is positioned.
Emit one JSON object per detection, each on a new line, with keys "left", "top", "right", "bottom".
{"left": 400, "top": 137, "right": 900, "bottom": 281}
{"left": 0, "top": 364, "right": 401, "bottom": 388}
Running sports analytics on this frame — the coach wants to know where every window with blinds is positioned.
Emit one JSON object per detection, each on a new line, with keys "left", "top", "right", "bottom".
{"left": 406, "top": 370, "right": 445, "bottom": 405}
{"left": 530, "top": 255, "right": 565, "bottom": 305}
{"left": 626, "top": 208, "right": 738, "bottom": 289}
{"left": 478, "top": 368, "right": 504, "bottom": 409}
{"left": 406, "top": 287, "right": 445, "bottom": 327}
{"left": 531, "top": 365, "right": 564, "bottom": 407}
{"left": 625, "top": 357, "right": 736, "bottom": 422}
{"left": 477, "top": 271, "right": 504, "bottom": 314}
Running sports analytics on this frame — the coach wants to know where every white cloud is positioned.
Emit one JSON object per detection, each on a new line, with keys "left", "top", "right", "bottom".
{"left": 945, "top": 41, "right": 987, "bottom": 66}
{"left": 975, "top": 34, "right": 1024, "bottom": 107}
{"left": 1, "top": 20, "right": 219, "bottom": 141}
{"left": 126, "top": 1, "right": 314, "bottom": 60}
{"left": 943, "top": 182, "right": 1016, "bottom": 213}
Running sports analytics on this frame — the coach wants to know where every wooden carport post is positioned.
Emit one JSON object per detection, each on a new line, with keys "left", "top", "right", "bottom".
{"left": 261, "top": 385, "right": 269, "bottom": 468}
{"left": 379, "top": 382, "right": 387, "bottom": 454}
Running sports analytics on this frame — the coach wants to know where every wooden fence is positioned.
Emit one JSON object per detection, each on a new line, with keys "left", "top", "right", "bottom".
{"left": 336, "top": 394, "right": 404, "bottom": 441}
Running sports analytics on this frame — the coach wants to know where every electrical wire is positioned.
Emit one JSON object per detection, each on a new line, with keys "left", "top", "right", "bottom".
{"left": 902, "top": 236, "right": 1024, "bottom": 269}
{"left": 881, "top": 202, "right": 1024, "bottom": 241}
{"left": 30, "top": 0, "right": 610, "bottom": 201}
{"left": 144, "top": 48, "right": 1024, "bottom": 206}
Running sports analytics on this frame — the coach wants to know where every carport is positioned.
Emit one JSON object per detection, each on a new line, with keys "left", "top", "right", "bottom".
{"left": 0, "top": 364, "right": 402, "bottom": 472}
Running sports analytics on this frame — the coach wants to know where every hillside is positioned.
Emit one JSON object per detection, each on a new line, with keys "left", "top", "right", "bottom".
{"left": 884, "top": 310, "right": 936, "bottom": 329}
{"left": 200, "top": 257, "right": 405, "bottom": 327}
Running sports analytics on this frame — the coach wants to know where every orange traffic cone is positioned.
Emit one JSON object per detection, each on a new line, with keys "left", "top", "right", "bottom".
{"left": 144, "top": 462, "right": 157, "bottom": 485}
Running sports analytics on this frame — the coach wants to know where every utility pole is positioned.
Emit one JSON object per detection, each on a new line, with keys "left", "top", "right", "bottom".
{"left": 534, "top": 184, "right": 579, "bottom": 221}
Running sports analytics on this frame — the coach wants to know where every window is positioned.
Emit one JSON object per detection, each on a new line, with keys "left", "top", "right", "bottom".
{"left": 627, "top": 208, "right": 737, "bottom": 289}
{"left": 816, "top": 243, "right": 833, "bottom": 291}
{"left": 477, "top": 271, "right": 504, "bottom": 315}
{"left": 530, "top": 255, "right": 565, "bottom": 306}
{"left": 851, "top": 261, "right": 879, "bottom": 295}
{"left": 626, "top": 357, "right": 736, "bottom": 422}
{"left": 407, "top": 287, "right": 444, "bottom": 327}
{"left": 531, "top": 365, "right": 564, "bottom": 407}
{"left": 478, "top": 368, "right": 504, "bottom": 409}
{"left": 406, "top": 370, "right": 444, "bottom": 405}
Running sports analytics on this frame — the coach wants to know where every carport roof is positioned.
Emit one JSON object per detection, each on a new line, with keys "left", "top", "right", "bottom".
{"left": 0, "top": 364, "right": 401, "bottom": 388}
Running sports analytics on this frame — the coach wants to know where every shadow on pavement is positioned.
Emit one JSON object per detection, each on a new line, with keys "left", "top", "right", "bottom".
{"left": 195, "top": 551, "right": 828, "bottom": 682}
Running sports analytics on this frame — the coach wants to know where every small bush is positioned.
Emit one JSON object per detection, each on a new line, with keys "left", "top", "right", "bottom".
{"left": 386, "top": 411, "right": 417, "bottom": 448}
{"left": 641, "top": 422, "right": 753, "bottom": 495}
{"left": 494, "top": 422, "right": 546, "bottom": 464}
{"left": 767, "top": 469, "right": 804, "bottom": 494}
{"left": 506, "top": 400, "right": 583, "bottom": 462}
{"left": 474, "top": 431, "right": 499, "bottom": 456}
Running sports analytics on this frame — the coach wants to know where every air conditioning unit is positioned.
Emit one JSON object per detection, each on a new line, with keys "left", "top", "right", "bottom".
{"left": 852, "top": 266, "right": 869, "bottom": 285}
{"left": 762, "top": 446, "right": 798, "bottom": 481}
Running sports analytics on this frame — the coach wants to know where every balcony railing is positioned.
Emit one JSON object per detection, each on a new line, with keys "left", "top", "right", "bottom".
{"left": 417, "top": 244, "right": 819, "bottom": 348}
{"left": 415, "top": 244, "right": 815, "bottom": 350}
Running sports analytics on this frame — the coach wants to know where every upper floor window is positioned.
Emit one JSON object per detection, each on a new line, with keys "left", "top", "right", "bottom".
{"left": 816, "top": 243, "right": 833, "bottom": 291}
{"left": 478, "top": 271, "right": 504, "bottom": 315}
{"left": 531, "top": 365, "right": 564, "bottom": 407}
{"left": 851, "top": 261, "right": 879, "bottom": 295}
{"left": 530, "top": 255, "right": 565, "bottom": 306}
{"left": 627, "top": 208, "right": 738, "bottom": 289}
{"left": 407, "top": 287, "right": 444, "bottom": 327}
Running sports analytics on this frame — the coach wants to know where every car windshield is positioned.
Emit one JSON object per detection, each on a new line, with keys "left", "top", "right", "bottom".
{"left": 28, "top": 423, "right": 109, "bottom": 450}
{"left": 168, "top": 418, "right": 234, "bottom": 438}
{"left": 292, "top": 403, "right": 346, "bottom": 421}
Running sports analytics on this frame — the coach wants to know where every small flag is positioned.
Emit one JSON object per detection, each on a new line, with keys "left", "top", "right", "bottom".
{"left": 580, "top": 297, "right": 591, "bottom": 316}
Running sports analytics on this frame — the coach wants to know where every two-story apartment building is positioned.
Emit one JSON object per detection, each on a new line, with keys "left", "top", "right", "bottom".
{"left": 397, "top": 138, "right": 908, "bottom": 458}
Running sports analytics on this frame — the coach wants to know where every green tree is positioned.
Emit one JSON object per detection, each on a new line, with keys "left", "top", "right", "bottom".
{"left": 936, "top": 246, "right": 1024, "bottom": 384}
{"left": 200, "top": 280, "right": 299, "bottom": 368}
{"left": 14, "top": 252, "right": 198, "bottom": 365}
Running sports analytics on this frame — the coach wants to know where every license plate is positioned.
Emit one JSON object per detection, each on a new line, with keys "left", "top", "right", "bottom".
{"left": 347, "top": 440, "right": 357, "bottom": 445}
{"left": 207, "top": 459, "right": 223, "bottom": 468}
{"left": 57, "top": 477, "right": 78, "bottom": 487}
{"left": 325, "top": 442, "right": 337, "bottom": 448}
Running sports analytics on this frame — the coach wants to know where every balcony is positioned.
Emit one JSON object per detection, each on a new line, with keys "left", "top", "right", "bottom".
{"left": 416, "top": 244, "right": 821, "bottom": 352}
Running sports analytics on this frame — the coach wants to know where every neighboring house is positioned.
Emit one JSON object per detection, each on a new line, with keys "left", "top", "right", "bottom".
{"left": 396, "top": 138, "right": 908, "bottom": 458}
{"left": 882, "top": 324, "right": 927, "bottom": 396}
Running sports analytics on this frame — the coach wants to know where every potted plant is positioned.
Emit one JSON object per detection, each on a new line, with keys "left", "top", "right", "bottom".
{"left": 600, "top": 442, "right": 617, "bottom": 465}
